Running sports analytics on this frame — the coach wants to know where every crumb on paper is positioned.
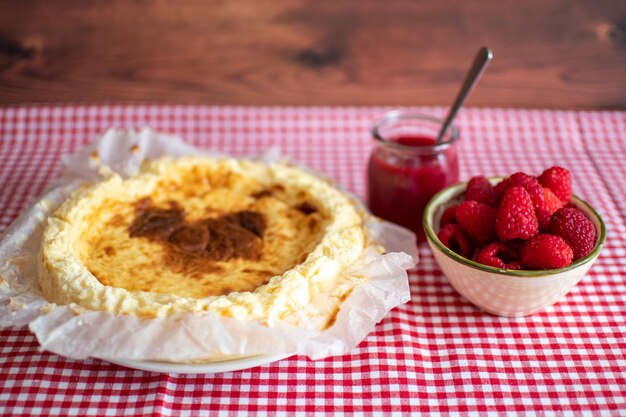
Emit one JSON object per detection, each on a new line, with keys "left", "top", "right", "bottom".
{"left": 90, "top": 151, "right": 99, "bottom": 161}
{"left": 8, "top": 298, "right": 26, "bottom": 310}
{"left": 349, "top": 274, "right": 366, "bottom": 279}
{"left": 39, "top": 304, "right": 57, "bottom": 314}
{"left": 130, "top": 144, "right": 140, "bottom": 153}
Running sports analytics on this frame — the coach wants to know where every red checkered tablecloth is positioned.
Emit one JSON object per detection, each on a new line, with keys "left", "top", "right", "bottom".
{"left": 1, "top": 105, "right": 625, "bottom": 416}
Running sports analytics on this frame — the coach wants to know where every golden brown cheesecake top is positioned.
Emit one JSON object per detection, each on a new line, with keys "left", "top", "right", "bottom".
{"left": 39, "top": 156, "right": 369, "bottom": 322}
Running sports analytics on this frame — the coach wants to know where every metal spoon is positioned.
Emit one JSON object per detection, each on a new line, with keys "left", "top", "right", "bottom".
{"left": 435, "top": 47, "right": 493, "bottom": 145}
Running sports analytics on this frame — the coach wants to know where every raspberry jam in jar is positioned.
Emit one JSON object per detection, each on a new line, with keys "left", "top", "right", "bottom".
{"left": 368, "top": 111, "right": 460, "bottom": 242}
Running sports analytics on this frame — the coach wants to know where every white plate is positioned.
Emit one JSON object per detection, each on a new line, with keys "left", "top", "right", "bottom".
{"left": 105, "top": 353, "right": 293, "bottom": 374}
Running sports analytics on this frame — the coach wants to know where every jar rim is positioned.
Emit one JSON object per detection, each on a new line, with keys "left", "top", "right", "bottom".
{"left": 371, "top": 110, "right": 460, "bottom": 152}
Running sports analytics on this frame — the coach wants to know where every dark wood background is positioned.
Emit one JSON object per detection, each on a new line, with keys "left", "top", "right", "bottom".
{"left": 1, "top": 0, "right": 625, "bottom": 109}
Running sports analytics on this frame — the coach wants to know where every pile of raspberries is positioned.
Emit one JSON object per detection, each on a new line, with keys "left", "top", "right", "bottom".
{"left": 437, "top": 166, "right": 597, "bottom": 270}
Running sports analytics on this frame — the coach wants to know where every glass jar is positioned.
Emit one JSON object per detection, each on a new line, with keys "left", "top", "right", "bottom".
{"left": 368, "top": 111, "right": 460, "bottom": 243}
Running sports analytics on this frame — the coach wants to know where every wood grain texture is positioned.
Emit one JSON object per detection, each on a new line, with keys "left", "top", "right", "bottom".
{"left": 1, "top": 0, "right": 625, "bottom": 108}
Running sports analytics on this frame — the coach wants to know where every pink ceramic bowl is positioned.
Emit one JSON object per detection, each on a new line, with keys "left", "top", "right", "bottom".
{"left": 423, "top": 178, "right": 606, "bottom": 317}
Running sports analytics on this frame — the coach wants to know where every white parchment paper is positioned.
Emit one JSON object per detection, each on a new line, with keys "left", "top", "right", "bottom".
{"left": 0, "top": 128, "right": 417, "bottom": 362}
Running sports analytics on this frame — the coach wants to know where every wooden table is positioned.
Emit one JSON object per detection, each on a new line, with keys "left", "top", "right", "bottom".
{"left": 1, "top": 1, "right": 625, "bottom": 108}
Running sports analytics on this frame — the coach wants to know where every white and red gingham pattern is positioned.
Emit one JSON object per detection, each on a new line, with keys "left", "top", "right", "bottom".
{"left": 1, "top": 106, "right": 625, "bottom": 416}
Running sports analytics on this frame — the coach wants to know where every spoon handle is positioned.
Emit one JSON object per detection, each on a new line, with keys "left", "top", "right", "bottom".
{"left": 435, "top": 47, "right": 493, "bottom": 144}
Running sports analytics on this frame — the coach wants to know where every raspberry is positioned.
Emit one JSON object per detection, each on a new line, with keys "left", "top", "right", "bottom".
{"left": 437, "top": 224, "right": 474, "bottom": 259}
{"left": 439, "top": 205, "right": 459, "bottom": 228}
{"left": 475, "top": 242, "right": 523, "bottom": 269}
{"left": 537, "top": 187, "right": 565, "bottom": 230}
{"left": 494, "top": 172, "right": 545, "bottom": 212}
{"left": 504, "top": 239, "right": 524, "bottom": 254}
{"left": 521, "top": 234, "right": 573, "bottom": 269}
{"left": 466, "top": 176, "right": 498, "bottom": 207}
{"left": 538, "top": 166, "right": 572, "bottom": 203}
{"left": 456, "top": 200, "right": 497, "bottom": 245}
{"left": 496, "top": 187, "right": 539, "bottom": 241}
{"left": 549, "top": 207, "right": 596, "bottom": 260}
